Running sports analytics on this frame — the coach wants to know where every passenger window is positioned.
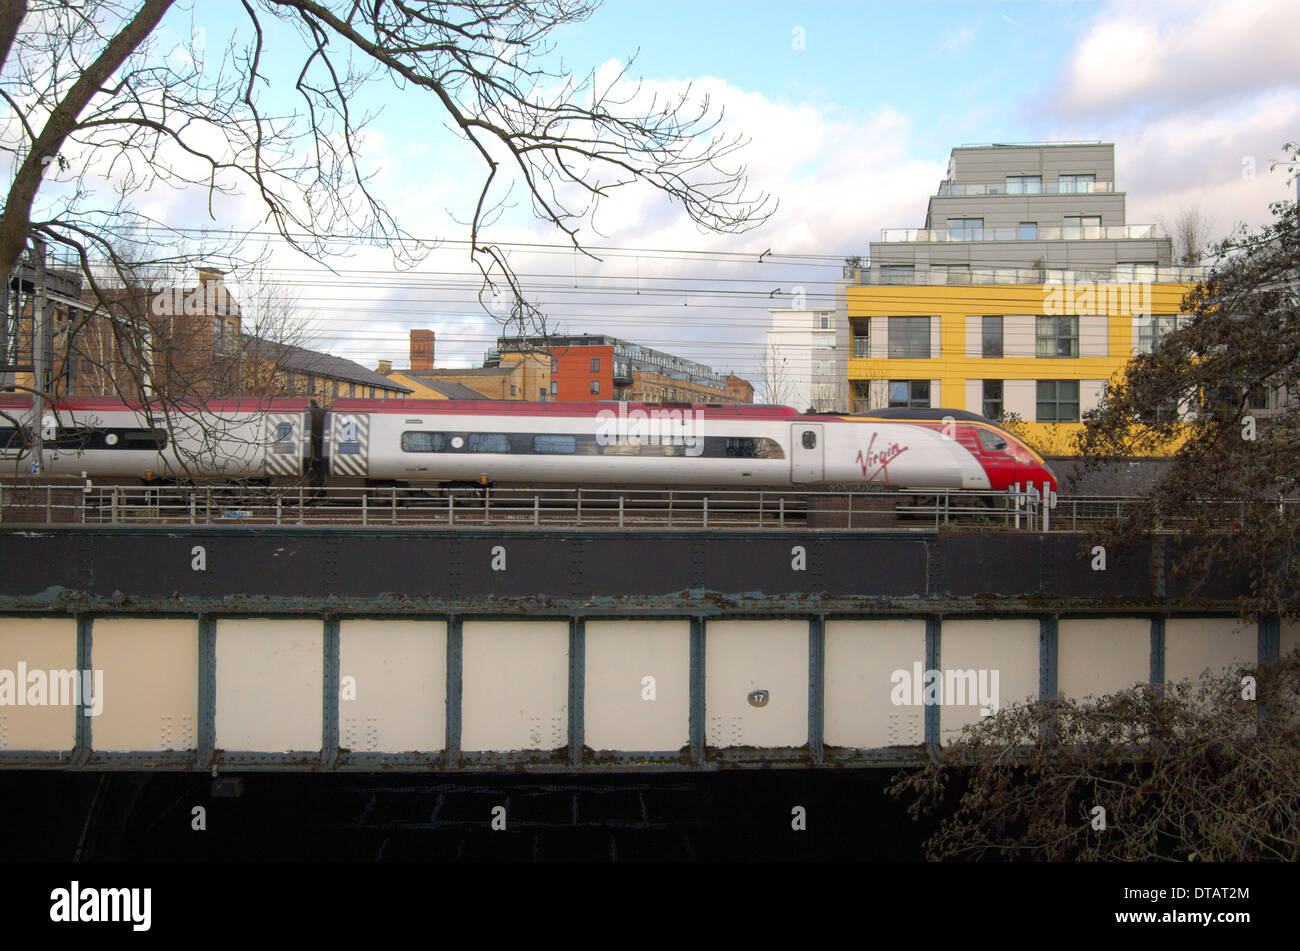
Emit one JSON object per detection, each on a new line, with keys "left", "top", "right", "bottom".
{"left": 724, "top": 438, "right": 758, "bottom": 458}
{"left": 977, "top": 429, "right": 1009, "bottom": 453}
{"left": 534, "top": 434, "right": 576, "bottom": 454}
{"left": 801, "top": 431, "right": 817, "bottom": 449}
{"left": 121, "top": 429, "right": 167, "bottom": 450}
{"left": 467, "top": 433, "right": 510, "bottom": 453}
{"left": 401, "top": 431, "right": 446, "bottom": 453}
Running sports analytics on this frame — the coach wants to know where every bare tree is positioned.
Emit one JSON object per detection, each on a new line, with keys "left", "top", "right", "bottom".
{"left": 1155, "top": 205, "right": 1216, "bottom": 266}
{"left": 1, "top": 0, "right": 774, "bottom": 360}
{"left": 890, "top": 649, "right": 1300, "bottom": 861}
{"left": 1076, "top": 151, "right": 1300, "bottom": 614}
{"left": 755, "top": 344, "right": 797, "bottom": 406}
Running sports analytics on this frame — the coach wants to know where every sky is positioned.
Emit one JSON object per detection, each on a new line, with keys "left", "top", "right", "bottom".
{"left": 14, "top": 0, "right": 1300, "bottom": 383}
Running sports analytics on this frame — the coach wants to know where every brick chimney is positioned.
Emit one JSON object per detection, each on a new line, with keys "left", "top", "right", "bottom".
{"left": 410, "top": 329, "right": 435, "bottom": 370}
{"left": 377, "top": 359, "right": 392, "bottom": 374}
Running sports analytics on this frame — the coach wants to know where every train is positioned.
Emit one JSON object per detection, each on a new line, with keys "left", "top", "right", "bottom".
{"left": 0, "top": 396, "right": 1057, "bottom": 492}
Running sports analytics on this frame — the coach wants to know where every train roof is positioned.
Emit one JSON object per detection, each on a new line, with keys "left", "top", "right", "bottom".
{"left": 328, "top": 398, "right": 805, "bottom": 419}
{"left": 0, "top": 397, "right": 313, "bottom": 413}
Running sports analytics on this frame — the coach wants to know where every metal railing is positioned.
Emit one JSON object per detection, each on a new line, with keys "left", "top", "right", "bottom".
{"left": 851, "top": 264, "right": 1206, "bottom": 287}
{"left": 880, "top": 224, "right": 1161, "bottom": 243}
{"left": 3, "top": 480, "right": 1285, "bottom": 532}
{"left": 937, "top": 181, "right": 1114, "bottom": 196}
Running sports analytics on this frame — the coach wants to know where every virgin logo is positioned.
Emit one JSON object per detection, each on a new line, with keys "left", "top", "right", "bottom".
{"left": 856, "top": 433, "right": 907, "bottom": 482}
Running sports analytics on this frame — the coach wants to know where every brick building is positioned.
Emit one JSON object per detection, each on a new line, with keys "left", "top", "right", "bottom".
{"left": 491, "top": 334, "right": 752, "bottom": 403}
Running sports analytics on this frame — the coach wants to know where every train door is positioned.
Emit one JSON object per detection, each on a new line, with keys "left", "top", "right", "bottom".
{"left": 266, "top": 411, "right": 306, "bottom": 477}
{"left": 327, "top": 412, "right": 370, "bottom": 478}
{"left": 790, "top": 423, "right": 824, "bottom": 483}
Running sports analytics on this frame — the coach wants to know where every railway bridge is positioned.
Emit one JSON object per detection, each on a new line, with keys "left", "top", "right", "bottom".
{"left": 0, "top": 524, "right": 1292, "bottom": 772}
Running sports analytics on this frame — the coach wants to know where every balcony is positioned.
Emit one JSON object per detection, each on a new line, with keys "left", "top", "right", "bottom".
{"left": 879, "top": 224, "right": 1159, "bottom": 242}
{"left": 936, "top": 181, "right": 1114, "bottom": 196}
{"left": 851, "top": 264, "right": 1206, "bottom": 287}
{"left": 612, "top": 361, "right": 632, "bottom": 382}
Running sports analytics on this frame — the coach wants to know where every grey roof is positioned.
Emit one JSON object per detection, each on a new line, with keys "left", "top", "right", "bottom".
{"left": 420, "top": 379, "right": 491, "bottom": 399}
{"left": 242, "top": 336, "right": 412, "bottom": 392}
{"left": 407, "top": 366, "right": 514, "bottom": 378}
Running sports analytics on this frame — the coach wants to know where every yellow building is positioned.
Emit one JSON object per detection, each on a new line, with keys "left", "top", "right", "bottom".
{"left": 846, "top": 282, "right": 1196, "bottom": 454}
{"left": 845, "top": 142, "right": 1206, "bottom": 455}
{"left": 378, "top": 350, "right": 551, "bottom": 401}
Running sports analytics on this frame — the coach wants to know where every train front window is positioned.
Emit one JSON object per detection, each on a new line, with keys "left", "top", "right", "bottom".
{"left": 976, "top": 429, "right": 1008, "bottom": 453}
{"left": 401, "top": 431, "right": 446, "bottom": 452}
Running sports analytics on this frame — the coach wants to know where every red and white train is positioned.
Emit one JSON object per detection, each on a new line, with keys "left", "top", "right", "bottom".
{"left": 0, "top": 397, "right": 1057, "bottom": 492}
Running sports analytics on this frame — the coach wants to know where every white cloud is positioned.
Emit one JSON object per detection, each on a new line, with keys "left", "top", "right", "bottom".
{"left": 1041, "top": 0, "right": 1300, "bottom": 234}
{"left": 1050, "top": 0, "right": 1300, "bottom": 119}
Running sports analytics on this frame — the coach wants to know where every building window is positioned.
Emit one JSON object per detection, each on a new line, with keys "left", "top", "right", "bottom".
{"left": 1018, "top": 221, "right": 1038, "bottom": 240}
{"left": 812, "top": 360, "right": 834, "bottom": 377}
{"left": 880, "top": 265, "right": 915, "bottom": 284}
{"left": 818, "top": 313, "right": 832, "bottom": 330}
{"left": 1058, "top": 173, "right": 1095, "bottom": 194}
{"left": 509, "top": 384, "right": 516, "bottom": 396}
{"left": 982, "top": 316, "right": 1003, "bottom": 358}
{"left": 348, "top": 382, "right": 355, "bottom": 397}
{"left": 1036, "top": 315, "right": 1079, "bottom": 357}
{"left": 590, "top": 358, "right": 600, "bottom": 373}
{"left": 551, "top": 381, "right": 558, "bottom": 396}
{"left": 852, "top": 335, "right": 870, "bottom": 358}
{"left": 332, "top": 380, "right": 339, "bottom": 397}
{"left": 1115, "top": 262, "right": 1159, "bottom": 282}
{"left": 368, "top": 386, "right": 375, "bottom": 398}
{"left": 1063, "top": 215, "right": 1102, "bottom": 235}
{"left": 551, "top": 358, "right": 559, "bottom": 372}
{"left": 1006, "top": 175, "right": 1042, "bottom": 195}
{"left": 888, "top": 317, "right": 930, "bottom": 358}
{"left": 1139, "top": 398, "right": 1180, "bottom": 424}
{"left": 982, "top": 380, "right": 1003, "bottom": 419}
{"left": 1036, "top": 380, "right": 1080, "bottom": 422}
{"left": 888, "top": 380, "right": 930, "bottom": 408}
{"left": 590, "top": 380, "right": 600, "bottom": 395}
{"left": 948, "top": 217, "right": 983, "bottom": 240}
{"left": 539, "top": 388, "right": 546, "bottom": 401}
{"left": 1137, "top": 315, "right": 1179, "bottom": 353}
{"left": 213, "top": 317, "right": 223, "bottom": 339}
